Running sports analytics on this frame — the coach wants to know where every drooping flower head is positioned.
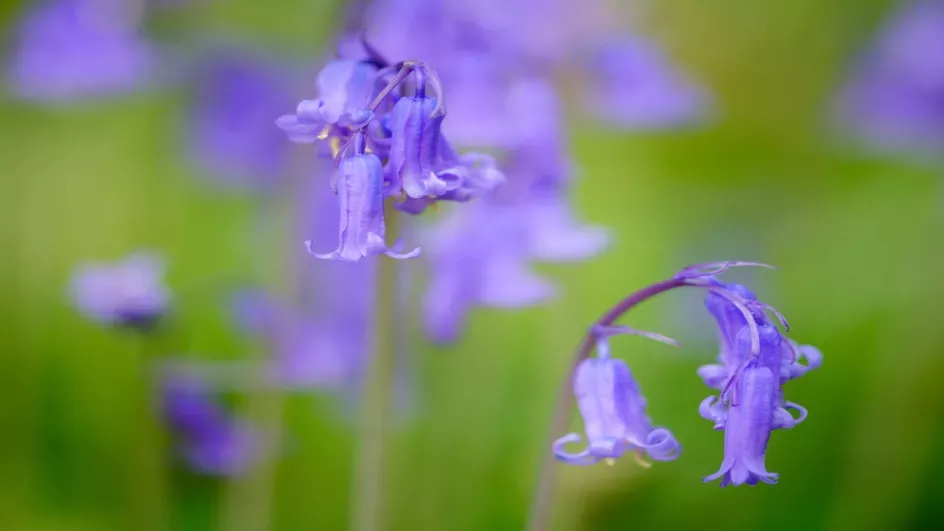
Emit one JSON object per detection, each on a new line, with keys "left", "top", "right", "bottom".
{"left": 279, "top": 54, "right": 504, "bottom": 261}
{"left": 547, "top": 261, "right": 818, "bottom": 486}
{"left": 160, "top": 371, "right": 261, "bottom": 476}
{"left": 70, "top": 251, "right": 171, "bottom": 330}
{"left": 554, "top": 326, "right": 681, "bottom": 465}
{"left": 7, "top": 0, "right": 155, "bottom": 102}
{"left": 676, "top": 263, "right": 818, "bottom": 487}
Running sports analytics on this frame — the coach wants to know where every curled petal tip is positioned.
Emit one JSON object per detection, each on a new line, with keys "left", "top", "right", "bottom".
{"left": 304, "top": 240, "right": 341, "bottom": 261}
{"left": 385, "top": 246, "right": 421, "bottom": 260}
{"left": 553, "top": 433, "right": 597, "bottom": 466}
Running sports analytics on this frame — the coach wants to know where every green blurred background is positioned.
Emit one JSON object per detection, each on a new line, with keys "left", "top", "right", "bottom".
{"left": 3, "top": 0, "right": 944, "bottom": 530}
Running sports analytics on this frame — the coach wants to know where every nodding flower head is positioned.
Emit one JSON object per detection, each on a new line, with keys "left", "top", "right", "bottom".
{"left": 306, "top": 138, "right": 420, "bottom": 262}
{"left": 700, "top": 326, "right": 808, "bottom": 486}
{"left": 70, "top": 251, "right": 170, "bottom": 330}
{"left": 554, "top": 326, "right": 680, "bottom": 465}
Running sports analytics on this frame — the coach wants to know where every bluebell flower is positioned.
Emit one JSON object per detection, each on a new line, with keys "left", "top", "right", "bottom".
{"left": 387, "top": 92, "right": 461, "bottom": 198}
{"left": 421, "top": 201, "right": 554, "bottom": 343}
{"left": 188, "top": 50, "right": 295, "bottom": 189}
{"left": 554, "top": 327, "right": 680, "bottom": 465}
{"left": 161, "top": 372, "right": 260, "bottom": 476}
{"left": 70, "top": 252, "right": 170, "bottom": 329}
{"left": 836, "top": 0, "right": 944, "bottom": 154}
{"left": 701, "top": 365, "right": 781, "bottom": 486}
{"left": 583, "top": 35, "right": 708, "bottom": 129}
{"left": 7, "top": 0, "right": 155, "bottom": 102}
{"left": 697, "top": 283, "right": 766, "bottom": 390}
{"left": 504, "top": 77, "right": 611, "bottom": 262}
{"left": 306, "top": 141, "right": 420, "bottom": 261}
{"left": 701, "top": 325, "right": 809, "bottom": 486}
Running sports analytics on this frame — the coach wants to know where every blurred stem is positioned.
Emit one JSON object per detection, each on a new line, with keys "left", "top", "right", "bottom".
{"left": 526, "top": 277, "right": 686, "bottom": 531}
{"left": 350, "top": 203, "right": 400, "bottom": 531}
{"left": 132, "top": 335, "right": 167, "bottom": 531}
{"left": 221, "top": 196, "right": 287, "bottom": 531}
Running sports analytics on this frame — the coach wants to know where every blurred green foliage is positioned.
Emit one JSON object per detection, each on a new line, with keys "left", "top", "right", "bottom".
{"left": 2, "top": 0, "right": 943, "bottom": 530}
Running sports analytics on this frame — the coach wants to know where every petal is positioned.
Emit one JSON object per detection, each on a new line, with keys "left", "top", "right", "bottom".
{"left": 304, "top": 240, "right": 342, "bottom": 261}
{"left": 295, "top": 99, "right": 326, "bottom": 123}
{"left": 699, "top": 395, "right": 727, "bottom": 429}
{"left": 697, "top": 363, "right": 729, "bottom": 390}
{"left": 799, "top": 345, "right": 823, "bottom": 371}
{"left": 553, "top": 433, "right": 598, "bottom": 465}
{"left": 636, "top": 428, "right": 681, "bottom": 461}
{"left": 780, "top": 401, "right": 808, "bottom": 427}
{"left": 365, "top": 233, "right": 421, "bottom": 260}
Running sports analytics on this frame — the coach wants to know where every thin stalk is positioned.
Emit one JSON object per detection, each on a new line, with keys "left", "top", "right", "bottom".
{"left": 131, "top": 335, "right": 167, "bottom": 531}
{"left": 350, "top": 202, "right": 400, "bottom": 531}
{"left": 525, "top": 277, "right": 687, "bottom": 531}
{"left": 220, "top": 194, "right": 288, "bottom": 531}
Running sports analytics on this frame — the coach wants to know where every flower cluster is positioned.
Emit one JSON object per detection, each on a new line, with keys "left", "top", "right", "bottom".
{"left": 355, "top": 0, "right": 709, "bottom": 343}
{"left": 554, "top": 262, "right": 821, "bottom": 486}
{"left": 277, "top": 52, "right": 505, "bottom": 261}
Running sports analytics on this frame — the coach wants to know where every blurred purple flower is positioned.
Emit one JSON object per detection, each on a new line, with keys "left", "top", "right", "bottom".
{"left": 421, "top": 201, "right": 554, "bottom": 343}
{"left": 554, "top": 327, "right": 680, "bottom": 465}
{"left": 161, "top": 372, "right": 260, "bottom": 476}
{"left": 7, "top": 0, "right": 155, "bottom": 102}
{"left": 837, "top": 0, "right": 944, "bottom": 154}
{"left": 188, "top": 50, "right": 296, "bottom": 189}
{"left": 505, "top": 77, "right": 610, "bottom": 262}
{"left": 70, "top": 251, "right": 170, "bottom": 329}
{"left": 583, "top": 35, "right": 708, "bottom": 129}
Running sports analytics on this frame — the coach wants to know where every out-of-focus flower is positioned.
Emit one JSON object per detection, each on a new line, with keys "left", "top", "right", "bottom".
{"left": 583, "top": 35, "right": 708, "bottom": 129}
{"left": 421, "top": 201, "right": 554, "bottom": 343}
{"left": 188, "top": 50, "right": 296, "bottom": 189}
{"left": 306, "top": 143, "right": 421, "bottom": 262}
{"left": 70, "top": 252, "right": 170, "bottom": 329}
{"left": 837, "top": 0, "right": 944, "bottom": 154}
{"left": 554, "top": 327, "right": 680, "bottom": 465}
{"left": 504, "top": 77, "right": 610, "bottom": 262}
{"left": 7, "top": 0, "right": 155, "bottom": 102}
{"left": 161, "top": 372, "right": 260, "bottom": 476}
